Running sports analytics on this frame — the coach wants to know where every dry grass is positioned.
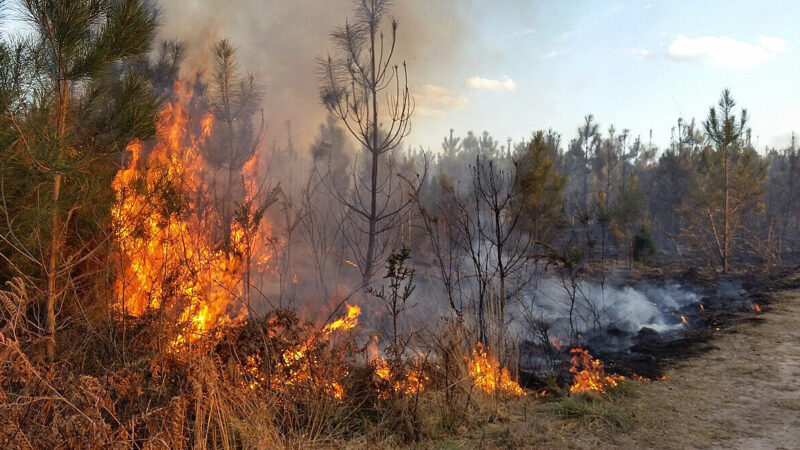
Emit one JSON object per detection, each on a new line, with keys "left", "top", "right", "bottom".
{"left": 0, "top": 284, "right": 530, "bottom": 448}
{"left": 5, "top": 276, "right": 799, "bottom": 449}
{"left": 410, "top": 289, "right": 800, "bottom": 449}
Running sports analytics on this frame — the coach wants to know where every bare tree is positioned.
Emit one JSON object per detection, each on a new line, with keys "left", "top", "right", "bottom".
{"left": 416, "top": 174, "right": 467, "bottom": 319}
{"left": 473, "top": 156, "right": 532, "bottom": 353}
{"left": 318, "top": 0, "right": 420, "bottom": 286}
{"left": 442, "top": 152, "right": 532, "bottom": 352}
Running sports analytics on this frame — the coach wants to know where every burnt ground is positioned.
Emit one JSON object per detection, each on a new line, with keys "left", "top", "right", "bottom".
{"left": 594, "top": 278, "right": 800, "bottom": 449}
{"left": 555, "top": 264, "right": 800, "bottom": 383}
{"left": 418, "top": 271, "right": 800, "bottom": 449}
{"left": 596, "top": 264, "right": 800, "bottom": 380}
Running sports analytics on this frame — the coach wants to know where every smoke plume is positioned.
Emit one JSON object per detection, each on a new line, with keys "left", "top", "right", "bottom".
{"left": 156, "top": 0, "right": 470, "bottom": 152}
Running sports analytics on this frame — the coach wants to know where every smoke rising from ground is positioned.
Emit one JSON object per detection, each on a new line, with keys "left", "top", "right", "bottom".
{"left": 518, "top": 279, "right": 700, "bottom": 337}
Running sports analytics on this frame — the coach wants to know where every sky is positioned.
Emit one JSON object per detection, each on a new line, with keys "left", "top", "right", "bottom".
{"left": 3, "top": 0, "right": 799, "bottom": 152}
{"left": 407, "top": 0, "right": 800, "bottom": 151}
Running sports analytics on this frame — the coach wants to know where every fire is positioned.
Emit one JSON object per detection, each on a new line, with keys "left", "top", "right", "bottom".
{"left": 631, "top": 373, "right": 668, "bottom": 382}
{"left": 373, "top": 357, "right": 429, "bottom": 398}
{"left": 466, "top": 343, "right": 525, "bottom": 397}
{"left": 323, "top": 304, "right": 361, "bottom": 333}
{"left": 700, "top": 304, "right": 705, "bottom": 311}
{"left": 367, "top": 335, "right": 379, "bottom": 361}
{"left": 549, "top": 337, "right": 564, "bottom": 351}
{"left": 754, "top": 303, "right": 762, "bottom": 313}
{"left": 568, "top": 348, "right": 624, "bottom": 394}
{"left": 681, "top": 315, "right": 688, "bottom": 324}
{"left": 233, "top": 150, "right": 277, "bottom": 269}
{"left": 111, "top": 82, "right": 273, "bottom": 346}
{"left": 260, "top": 304, "right": 362, "bottom": 399}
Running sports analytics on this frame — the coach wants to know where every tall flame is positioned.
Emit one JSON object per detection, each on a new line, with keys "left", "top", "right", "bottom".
{"left": 466, "top": 343, "right": 525, "bottom": 397}
{"left": 111, "top": 83, "right": 268, "bottom": 345}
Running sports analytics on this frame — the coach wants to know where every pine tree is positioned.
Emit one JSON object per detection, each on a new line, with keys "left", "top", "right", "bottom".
{"left": 686, "top": 90, "right": 765, "bottom": 273}
{"left": 2, "top": 0, "right": 157, "bottom": 362}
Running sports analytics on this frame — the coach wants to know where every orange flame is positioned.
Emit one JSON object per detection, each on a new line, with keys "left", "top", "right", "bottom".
{"left": 466, "top": 343, "right": 525, "bottom": 397}
{"left": 260, "top": 304, "right": 362, "bottom": 399}
{"left": 681, "top": 315, "right": 688, "bottom": 324}
{"left": 631, "top": 373, "right": 669, "bottom": 382}
{"left": 373, "top": 357, "right": 429, "bottom": 398}
{"left": 754, "top": 303, "right": 762, "bottom": 313}
{"left": 111, "top": 82, "right": 274, "bottom": 346}
{"left": 568, "top": 348, "right": 624, "bottom": 394}
{"left": 367, "top": 335, "right": 379, "bottom": 361}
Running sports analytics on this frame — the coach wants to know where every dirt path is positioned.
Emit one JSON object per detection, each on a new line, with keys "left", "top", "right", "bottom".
{"left": 427, "top": 289, "right": 800, "bottom": 449}
{"left": 607, "top": 289, "right": 800, "bottom": 449}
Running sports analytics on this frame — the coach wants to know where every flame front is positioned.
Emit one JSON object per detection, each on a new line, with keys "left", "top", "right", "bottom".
{"left": 323, "top": 304, "right": 361, "bottom": 333}
{"left": 250, "top": 304, "right": 362, "bottom": 399}
{"left": 568, "top": 348, "right": 625, "bottom": 394}
{"left": 466, "top": 343, "right": 525, "bottom": 397}
{"left": 373, "top": 357, "right": 429, "bottom": 398}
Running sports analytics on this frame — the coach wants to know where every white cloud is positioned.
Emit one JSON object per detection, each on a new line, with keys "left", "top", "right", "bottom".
{"left": 466, "top": 75, "right": 517, "bottom": 92}
{"left": 413, "top": 84, "right": 469, "bottom": 118}
{"left": 667, "top": 35, "right": 787, "bottom": 69}
{"left": 759, "top": 36, "right": 788, "bottom": 53}
{"left": 539, "top": 50, "right": 566, "bottom": 60}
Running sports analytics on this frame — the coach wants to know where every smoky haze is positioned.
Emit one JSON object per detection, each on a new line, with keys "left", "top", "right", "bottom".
{"left": 156, "top": 0, "right": 471, "bottom": 152}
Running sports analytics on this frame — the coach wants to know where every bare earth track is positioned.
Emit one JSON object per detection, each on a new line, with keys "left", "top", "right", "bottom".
{"left": 423, "top": 288, "right": 800, "bottom": 449}
{"left": 611, "top": 288, "right": 800, "bottom": 449}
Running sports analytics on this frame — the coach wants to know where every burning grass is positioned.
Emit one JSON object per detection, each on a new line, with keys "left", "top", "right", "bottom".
{"left": 568, "top": 348, "right": 626, "bottom": 394}
{"left": 467, "top": 343, "right": 526, "bottom": 397}
{"left": 0, "top": 276, "right": 532, "bottom": 448}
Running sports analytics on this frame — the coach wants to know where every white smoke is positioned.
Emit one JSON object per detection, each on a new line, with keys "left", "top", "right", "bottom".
{"left": 515, "top": 278, "right": 700, "bottom": 338}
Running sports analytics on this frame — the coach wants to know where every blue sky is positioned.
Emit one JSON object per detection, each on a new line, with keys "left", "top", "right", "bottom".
{"left": 3, "top": 0, "right": 798, "bottom": 152}
{"left": 408, "top": 0, "right": 800, "bottom": 151}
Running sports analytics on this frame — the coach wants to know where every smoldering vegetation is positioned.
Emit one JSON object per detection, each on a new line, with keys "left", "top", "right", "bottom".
{"left": 0, "top": 0, "right": 795, "bottom": 447}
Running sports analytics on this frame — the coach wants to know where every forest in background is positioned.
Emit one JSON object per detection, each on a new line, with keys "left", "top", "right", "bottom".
{"left": 0, "top": 0, "right": 796, "bottom": 447}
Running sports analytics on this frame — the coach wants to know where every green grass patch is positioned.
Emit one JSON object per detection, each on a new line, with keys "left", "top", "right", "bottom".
{"left": 550, "top": 384, "right": 635, "bottom": 429}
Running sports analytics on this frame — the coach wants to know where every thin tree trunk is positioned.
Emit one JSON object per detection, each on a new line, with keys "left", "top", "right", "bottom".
{"left": 494, "top": 205, "right": 506, "bottom": 361}
{"left": 46, "top": 173, "right": 62, "bottom": 363}
{"left": 47, "top": 78, "right": 69, "bottom": 363}
{"left": 723, "top": 147, "right": 730, "bottom": 273}
{"left": 363, "top": 19, "right": 380, "bottom": 287}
